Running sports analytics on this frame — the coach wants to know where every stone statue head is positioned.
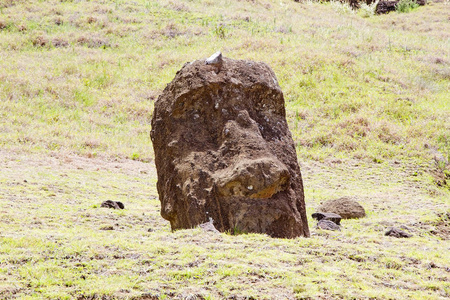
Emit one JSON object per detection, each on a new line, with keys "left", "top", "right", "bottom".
{"left": 151, "top": 57, "right": 309, "bottom": 238}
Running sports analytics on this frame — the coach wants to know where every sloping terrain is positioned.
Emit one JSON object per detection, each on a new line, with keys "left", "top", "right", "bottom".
{"left": 0, "top": 0, "right": 449, "bottom": 299}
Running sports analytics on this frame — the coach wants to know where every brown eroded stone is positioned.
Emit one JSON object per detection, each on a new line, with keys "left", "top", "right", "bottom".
{"left": 150, "top": 56, "right": 309, "bottom": 238}
{"left": 318, "top": 197, "right": 366, "bottom": 219}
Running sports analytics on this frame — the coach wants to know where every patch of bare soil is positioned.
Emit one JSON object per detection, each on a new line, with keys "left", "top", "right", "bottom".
{"left": 0, "top": 150, "right": 155, "bottom": 177}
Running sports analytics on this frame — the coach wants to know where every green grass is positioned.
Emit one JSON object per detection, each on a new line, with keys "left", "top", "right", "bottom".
{"left": 396, "top": 0, "right": 421, "bottom": 13}
{"left": 0, "top": 0, "right": 448, "bottom": 163}
{"left": 1, "top": 154, "right": 449, "bottom": 299}
{"left": 0, "top": 0, "right": 449, "bottom": 299}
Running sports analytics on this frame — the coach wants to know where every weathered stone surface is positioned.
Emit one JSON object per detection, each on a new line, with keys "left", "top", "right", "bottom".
{"left": 317, "top": 219, "right": 341, "bottom": 231}
{"left": 385, "top": 227, "right": 412, "bottom": 238}
{"left": 101, "top": 200, "right": 125, "bottom": 209}
{"left": 311, "top": 212, "right": 342, "bottom": 225}
{"left": 151, "top": 56, "right": 309, "bottom": 238}
{"left": 318, "top": 197, "right": 366, "bottom": 219}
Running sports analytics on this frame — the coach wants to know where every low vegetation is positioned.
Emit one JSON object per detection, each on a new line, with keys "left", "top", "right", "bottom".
{"left": 395, "top": 0, "right": 421, "bottom": 13}
{"left": 0, "top": 0, "right": 449, "bottom": 299}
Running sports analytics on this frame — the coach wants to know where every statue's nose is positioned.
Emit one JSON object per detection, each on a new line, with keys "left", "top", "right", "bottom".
{"left": 215, "top": 109, "right": 290, "bottom": 198}
{"left": 215, "top": 158, "right": 290, "bottom": 199}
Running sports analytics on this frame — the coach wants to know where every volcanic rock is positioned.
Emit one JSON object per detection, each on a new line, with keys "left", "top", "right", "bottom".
{"left": 318, "top": 197, "right": 366, "bottom": 219}
{"left": 311, "top": 212, "right": 342, "bottom": 225}
{"left": 150, "top": 55, "right": 309, "bottom": 238}
{"left": 385, "top": 227, "right": 412, "bottom": 238}
{"left": 101, "top": 200, "right": 125, "bottom": 209}
{"left": 317, "top": 219, "right": 341, "bottom": 231}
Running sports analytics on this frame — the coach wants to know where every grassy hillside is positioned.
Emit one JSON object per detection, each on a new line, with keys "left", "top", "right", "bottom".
{"left": 0, "top": 0, "right": 449, "bottom": 163}
{"left": 0, "top": 0, "right": 449, "bottom": 299}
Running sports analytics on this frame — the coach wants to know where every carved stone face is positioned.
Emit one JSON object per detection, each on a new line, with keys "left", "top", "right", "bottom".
{"left": 151, "top": 58, "right": 309, "bottom": 238}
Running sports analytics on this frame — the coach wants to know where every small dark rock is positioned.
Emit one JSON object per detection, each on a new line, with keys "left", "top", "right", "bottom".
{"left": 147, "top": 228, "right": 154, "bottom": 232}
{"left": 317, "top": 219, "right": 341, "bottom": 231}
{"left": 426, "top": 262, "right": 438, "bottom": 269}
{"left": 385, "top": 227, "right": 412, "bottom": 238}
{"left": 100, "top": 200, "right": 125, "bottom": 209}
{"left": 311, "top": 212, "right": 342, "bottom": 225}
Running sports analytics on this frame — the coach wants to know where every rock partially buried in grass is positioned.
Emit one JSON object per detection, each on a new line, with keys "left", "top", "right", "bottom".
{"left": 317, "top": 219, "right": 341, "bottom": 231}
{"left": 375, "top": 0, "right": 427, "bottom": 15}
{"left": 311, "top": 212, "right": 342, "bottom": 225}
{"left": 198, "top": 218, "right": 220, "bottom": 234}
{"left": 385, "top": 227, "right": 412, "bottom": 238}
{"left": 318, "top": 197, "right": 366, "bottom": 219}
{"left": 100, "top": 200, "right": 125, "bottom": 209}
{"left": 150, "top": 54, "right": 310, "bottom": 238}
